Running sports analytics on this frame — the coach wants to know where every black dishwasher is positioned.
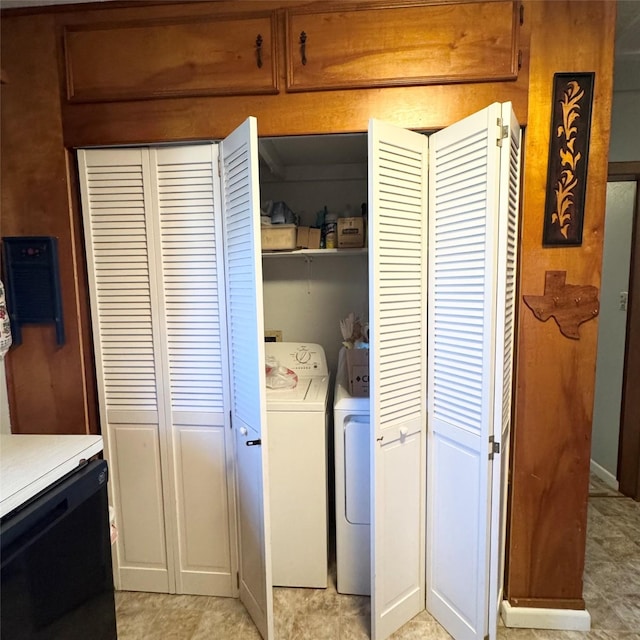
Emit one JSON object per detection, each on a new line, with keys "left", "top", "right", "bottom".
{"left": 0, "top": 459, "right": 117, "bottom": 640}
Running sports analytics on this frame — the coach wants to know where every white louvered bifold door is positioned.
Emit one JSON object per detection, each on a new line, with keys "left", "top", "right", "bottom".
{"left": 149, "top": 144, "right": 237, "bottom": 597}
{"left": 426, "top": 102, "right": 520, "bottom": 640}
{"left": 368, "top": 119, "right": 428, "bottom": 640}
{"left": 488, "top": 103, "right": 521, "bottom": 639}
{"left": 220, "top": 118, "right": 274, "bottom": 640}
{"left": 78, "top": 148, "right": 174, "bottom": 594}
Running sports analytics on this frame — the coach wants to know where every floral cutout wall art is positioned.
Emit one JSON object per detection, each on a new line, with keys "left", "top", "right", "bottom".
{"left": 543, "top": 72, "right": 595, "bottom": 246}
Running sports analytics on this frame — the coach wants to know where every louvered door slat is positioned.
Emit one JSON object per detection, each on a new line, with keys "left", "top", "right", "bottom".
{"left": 488, "top": 104, "right": 522, "bottom": 638}
{"left": 147, "top": 144, "right": 235, "bottom": 597}
{"left": 80, "top": 143, "right": 237, "bottom": 598}
{"left": 427, "top": 109, "right": 494, "bottom": 640}
{"left": 152, "top": 150, "right": 223, "bottom": 415}
{"left": 223, "top": 133, "right": 262, "bottom": 424}
{"left": 78, "top": 147, "right": 171, "bottom": 594}
{"left": 370, "top": 120, "right": 428, "bottom": 640}
{"left": 82, "top": 159, "right": 158, "bottom": 412}
{"left": 221, "top": 117, "right": 273, "bottom": 639}
{"left": 427, "top": 102, "right": 521, "bottom": 640}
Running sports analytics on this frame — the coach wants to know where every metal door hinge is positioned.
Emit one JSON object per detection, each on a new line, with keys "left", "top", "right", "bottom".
{"left": 236, "top": 572, "right": 240, "bottom": 589}
{"left": 518, "top": 49, "right": 523, "bottom": 70}
{"left": 497, "top": 118, "right": 509, "bottom": 147}
{"left": 229, "top": 410, "right": 232, "bottom": 429}
{"left": 519, "top": 4, "right": 524, "bottom": 25}
{"left": 217, "top": 156, "right": 222, "bottom": 178}
{"left": 489, "top": 436, "right": 501, "bottom": 460}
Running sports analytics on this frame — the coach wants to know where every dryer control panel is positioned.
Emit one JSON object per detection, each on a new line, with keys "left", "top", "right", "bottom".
{"left": 265, "top": 342, "right": 328, "bottom": 376}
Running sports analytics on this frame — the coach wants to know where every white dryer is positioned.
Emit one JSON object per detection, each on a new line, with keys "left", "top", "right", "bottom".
{"left": 265, "top": 342, "right": 330, "bottom": 588}
{"left": 334, "top": 347, "right": 370, "bottom": 595}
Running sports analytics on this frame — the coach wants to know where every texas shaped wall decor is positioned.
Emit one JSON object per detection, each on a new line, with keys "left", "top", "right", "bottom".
{"left": 523, "top": 270, "right": 599, "bottom": 339}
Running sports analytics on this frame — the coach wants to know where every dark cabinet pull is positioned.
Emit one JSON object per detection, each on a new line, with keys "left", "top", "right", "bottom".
{"left": 256, "top": 34, "right": 263, "bottom": 69}
{"left": 246, "top": 439, "right": 262, "bottom": 447}
{"left": 299, "top": 31, "right": 307, "bottom": 66}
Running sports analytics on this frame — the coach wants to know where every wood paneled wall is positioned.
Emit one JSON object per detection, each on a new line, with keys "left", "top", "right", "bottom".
{"left": 0, "top": 0, "right": 617, "bottom": 615}
{"left": 0, "top": 14, "right": 96, "bottom": 435}
{"left": 507, "top": 0, "right": 616, "bottom": 608}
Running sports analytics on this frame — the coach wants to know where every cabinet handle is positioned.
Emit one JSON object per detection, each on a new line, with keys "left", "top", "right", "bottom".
{"left": 246, "top": 439, "right": 262, "bottom": 447}
{"left": 240, "top": 426, "right": 248, "bottom": 436}
{"left": 299, "top": 31, "right": 307, "bottom": 66}
{"left": 256, "top": 34, "right": 263, "bottom": 69}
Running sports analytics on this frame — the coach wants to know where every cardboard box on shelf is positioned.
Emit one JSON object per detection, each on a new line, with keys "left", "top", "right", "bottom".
{"left": 346, "top": 348, "right": 369, "bottom": 397}
{"left": 261, "top": 224, "right": 297, "bottom": 251}
{"left": 309, "top": 228, "right": 321, "bottom": 249}
{"left": 337, "top": 217, "right": 365, "bottom": 248}
{"left": 296, "top": 226, "right": 321, "bottom": 250}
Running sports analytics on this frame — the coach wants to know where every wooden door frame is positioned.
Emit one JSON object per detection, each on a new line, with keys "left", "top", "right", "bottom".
{"left": 609, "top": 162, "right": 640, "bottom": 500}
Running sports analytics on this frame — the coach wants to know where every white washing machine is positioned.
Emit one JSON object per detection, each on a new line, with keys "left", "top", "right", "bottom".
{"left": 265, "top": 342, "right": 330, "bottom": 588}
{"left": 334, "top": 347, "right": 371, "bottom": 595}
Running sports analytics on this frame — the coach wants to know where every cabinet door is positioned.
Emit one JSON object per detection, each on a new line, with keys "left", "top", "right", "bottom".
{"left": 285, "top": 1, "right": 520, "bottom": 92}
{"left": 426, "top": 102, "right": 521, "bottom": 640}
{"left": 149, "top": 144, "right": 237, "bottom": 597}
{"left": 220, "top": 117, "right": 274, "bottom": 640}
{"left": 64, "top": 12, "right": 278, "bottom": 103}
{"left": 368, "top": 119, "right": 429, "bottom": 640}
{"left": 78, "top": 148, "right": 174, "bottom": 594}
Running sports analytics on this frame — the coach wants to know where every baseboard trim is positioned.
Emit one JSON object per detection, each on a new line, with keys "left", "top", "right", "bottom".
{"left": 501, "top": 601, "right": 591, "bottom": 631}
{"left": 590, "top": 458, "right": 619, "bottom": 491}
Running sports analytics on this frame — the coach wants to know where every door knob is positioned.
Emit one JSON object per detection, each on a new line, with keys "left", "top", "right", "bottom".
{"left": 240, "top": 426, "right": 248, "bottom": 436}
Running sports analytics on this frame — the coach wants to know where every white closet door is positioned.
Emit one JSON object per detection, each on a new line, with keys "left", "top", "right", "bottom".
{"left": 78, "top": 148, "right": 173, "bottom": 593}
{"left": 220, "top": 117, "right": 274, "bottom": 640}
{"left": 368, "top": 119, "right": 428, "bottom": 640}
{"left": 149, "top": 144, "right": 237, "bottom": 597}
{"left": 426, "top": 102, "right": 519, "bottom": 640}
{"left": 488, "top": 103, "right": 521, "bottom": 638}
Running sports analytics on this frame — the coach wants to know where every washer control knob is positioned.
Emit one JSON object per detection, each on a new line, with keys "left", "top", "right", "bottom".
{"left": 295, "top": 349, "right": 311, "bottom": 364}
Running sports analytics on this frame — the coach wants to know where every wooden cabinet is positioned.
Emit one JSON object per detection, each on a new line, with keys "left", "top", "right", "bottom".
{"left": 285, "top": 1, "right": 521, "bottom": 92}
{"left": 63, "top": 12, "right": 279, "bottom": 103}
{"left": 61, "top": 1, "right": 521, "bottom": 104}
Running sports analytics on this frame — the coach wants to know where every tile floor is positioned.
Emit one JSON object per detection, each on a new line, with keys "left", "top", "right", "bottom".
{"left": 115, "top": 477, "right": 640, "bottom": 639}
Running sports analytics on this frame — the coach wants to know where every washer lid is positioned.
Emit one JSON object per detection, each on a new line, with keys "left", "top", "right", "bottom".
{"left": 266, "top": 376, "right": 329, "bottom": 412}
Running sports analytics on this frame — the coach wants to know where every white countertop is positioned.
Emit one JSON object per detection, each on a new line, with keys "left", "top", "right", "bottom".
{"left": 0, "top": 434, "right": 103, "bottom": 518}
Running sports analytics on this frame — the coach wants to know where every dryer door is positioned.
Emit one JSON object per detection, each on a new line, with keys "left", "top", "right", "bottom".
{"left": 337, "top": 412, "right": 371, "bottom": 597}
{"left": 345, "top": 416, "right": 370, "bottom": 525}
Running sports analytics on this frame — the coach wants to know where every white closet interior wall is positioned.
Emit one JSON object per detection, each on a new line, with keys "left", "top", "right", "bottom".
{"left": 260, "top": 134, "right": 369, "bottom": 375}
